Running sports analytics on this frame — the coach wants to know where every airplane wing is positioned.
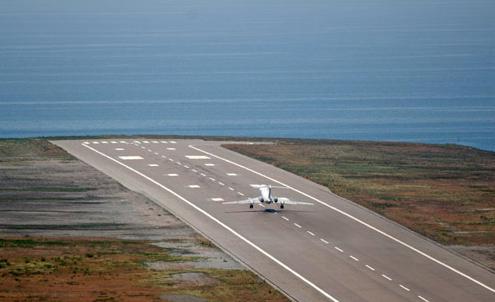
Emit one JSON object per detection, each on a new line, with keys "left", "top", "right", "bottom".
{"left": 222, "top": 198, "right": 260, "bottom": 205}
{"left": 278, "top": 197, "right": 314, "bottom": 205}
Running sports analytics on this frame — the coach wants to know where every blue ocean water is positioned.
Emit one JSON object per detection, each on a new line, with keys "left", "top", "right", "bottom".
{"left": 1, "top": 0, "right": 494, "bottom": 150}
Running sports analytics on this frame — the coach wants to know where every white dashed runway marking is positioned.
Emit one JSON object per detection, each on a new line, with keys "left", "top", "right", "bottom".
{"left": 382, "top": 274, "right": 392, "bottom": 281}
{"left": 167, "top": 148, "right": 176, "bottom": 150}
{"left": 400, "top": 284, "right": 410, "bottom": 292}
{"left": 211, "top": 198, "right": 224, "bottom": 202}
{"left": 320, "top": 239, "right": 329, "bottom": 244}
{"left": 115, "top": 148, "right": 125, "bottom": 151}
{"left": 148, "top": 164, "right": 159, "bottom": 167}
{"left": 188, "top": 185, "right": 200, "bottom": 188}
{"left": 166, "top": 174, "right": 178, "bottom": 177}
{"left": 205, "top": 163, "right": 215, "bottom": 166}
{"left": 350, "top": 256, "right": 359, "bottom": 262}
{"left": 334, "top": 247, "right": 344, "bottom": 253}
{"left": 365, "top": 265, "right": 375, "bottom": 271}
{"left": 294, "top": 223, "right": 302, "bottom": 228}
{"left": 307, "top": 231, "right": 315, "bottom": 236}
{"left": 227, "top": 173, "right": 237, "bottom": 176}
{"left": 118, "top": 156, "right": 143, "bottom": 160}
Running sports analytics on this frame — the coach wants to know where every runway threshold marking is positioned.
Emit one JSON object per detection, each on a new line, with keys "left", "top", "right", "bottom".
{"left": 118, "top": 156, "right": 143, "bottom": 160}
{"left": 186, "top": 155, "right": 210, "bottom": 159}
{"left": 189, "top": 145, "right": 495, "bottom": 294}
{"left": 81, "top": 143, "right": 340, "bottom": 302}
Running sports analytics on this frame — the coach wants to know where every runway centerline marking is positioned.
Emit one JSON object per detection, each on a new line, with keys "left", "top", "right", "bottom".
{"left": 382, "top": 274, "right": 392, "bottom": 281}
{"left": 148, "top": 164, "right": 159, "bottom": 167}
{"left": 294, "top": 223, "right": 302, "bottom": 228}
{"left": 205, "top": 163, "right": 215, "bottom": 166}
{"left": 115, "top": 148, "right": 125, "bottom": 151}
{"left": 211, "top": 198, "right": 224, "bottom": 202}
{"left": 167, "top": 148, "right": 176, "bottom": 151}
{"left": 320, "top": 238, "right": 329, "bottom": 244}
{"left": 282, "top": 216, "right": 289, "bottom": 221}
{"left": 350, "top": 256, "right": 359, "bottom": 262}
{"left": 366, "top": 265, "right": 375, "bottom": 271}
{"left": 81, "top": 143, "right": 340, "bottom": 302}
{"left": 227, "top": 173, "right": 237, "bottom": 176}
{"left": 189, "top": 144, "right": 495, "bottom": 294}
{"left": 167, "top": 174, "right": 178, "bottom": 177}
{"left": 418, "top": 295, "right": 430, "bottom": 302}
{"left": 188, "top": 185, "right": 200, "bottom": 188}
{"left": 307, "top": 231, "right": 315, "bottom": 236}
{"left": 334, "top": 247, "right": 344, "bottom": 253}
{"left": 400, "top": 284, "right": 410, "bottom": 292}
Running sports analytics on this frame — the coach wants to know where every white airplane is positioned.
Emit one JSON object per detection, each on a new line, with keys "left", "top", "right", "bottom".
{"left": 223, "top": 185, "right": 313, "bottom": 209}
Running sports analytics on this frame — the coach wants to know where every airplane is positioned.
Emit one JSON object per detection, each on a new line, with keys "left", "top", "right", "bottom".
{"left": 223, "top": 185, "right": 313, "bottom": 209}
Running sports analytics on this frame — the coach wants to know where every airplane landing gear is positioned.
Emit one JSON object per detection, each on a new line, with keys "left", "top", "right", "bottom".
{"left": 280, "top": 204, "right": 284, "bottom": 209}
{"left": 249, "top": 204, "right": 254, "bottom": 209}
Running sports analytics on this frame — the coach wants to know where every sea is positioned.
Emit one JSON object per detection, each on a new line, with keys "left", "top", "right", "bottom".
{"left": 1, "top": 0, "right": 494, "bottom": 151}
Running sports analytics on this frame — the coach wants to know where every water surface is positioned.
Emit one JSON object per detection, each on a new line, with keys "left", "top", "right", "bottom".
{"left": 1, "top": 0, "right": 494, "bottom": 150}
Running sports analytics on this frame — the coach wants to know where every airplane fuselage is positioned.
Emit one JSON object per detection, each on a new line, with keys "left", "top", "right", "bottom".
{"left": 259, "top": 186, "right": 277, "bottom": 204}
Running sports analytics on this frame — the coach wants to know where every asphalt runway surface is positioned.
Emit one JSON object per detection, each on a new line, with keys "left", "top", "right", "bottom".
{"left": 54, "top": 139, "right": 495, "bottom": 302}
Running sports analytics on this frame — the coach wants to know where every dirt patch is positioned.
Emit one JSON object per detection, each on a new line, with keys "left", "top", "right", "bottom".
{"left": 161, "top": 294, "right": 207, "bottom": 302}
{"left": 169, "top": 272, "right": 218, "bottom": 286}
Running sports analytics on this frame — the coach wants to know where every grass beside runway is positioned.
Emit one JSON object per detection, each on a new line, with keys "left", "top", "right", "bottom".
{"left": 223, "top": 140, "right": 495, "bottom": 269}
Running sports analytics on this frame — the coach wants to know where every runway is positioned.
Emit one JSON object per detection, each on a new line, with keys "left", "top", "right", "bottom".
{"left": 54, "top": 139, "right": 495, "bottom": 302}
